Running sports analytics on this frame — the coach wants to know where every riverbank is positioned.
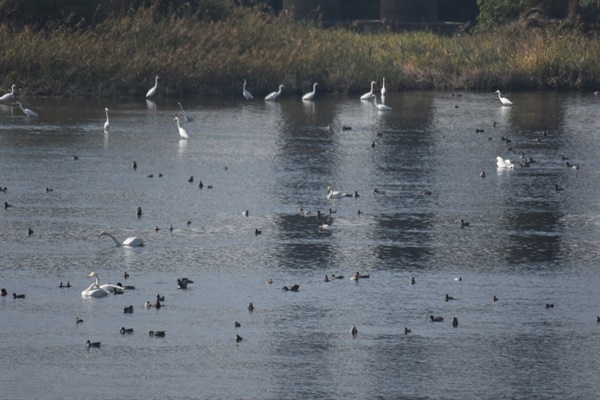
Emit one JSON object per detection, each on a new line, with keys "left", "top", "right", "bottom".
{"left": 1, "top": 6, "right": 598, "bottom": 97}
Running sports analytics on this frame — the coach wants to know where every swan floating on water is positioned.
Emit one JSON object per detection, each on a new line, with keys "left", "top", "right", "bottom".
{"left": 81, "top": 271, "right": 126, "bottom": 298}
{"left": 496, "top": 157, "right": 514, "bottom": 169}
{"left": 98, "top": 230, "right": 144, "bottom": 247}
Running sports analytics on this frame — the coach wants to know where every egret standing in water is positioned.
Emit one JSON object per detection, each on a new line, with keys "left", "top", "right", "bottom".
{"left": 243, "top": 79, "right": 253, "bottom": 100}
{"left": 302, "top": 83, "right": 318, "bottom": 101}
{"left": 265, "top": 84, "right": 284, "bottom": 102}
{"left": 371, "top": 95, "right": 391, "bottom": 111}
{"left": 146, "top": 76, "right": 159, "bottom": 98}
{"left": 174, "top": 117, "right": 188, "bottom": 139}
{"left": 178, "top": 103, "right": 194, "bottom": 122}
{"left": 103, "top": 108, "right": 110, "bottom": 132}
{"left": 16, "top": 101, "right": 38, "bottom": 117}
{"left": 0, "top": 84, "right": 17, "bottom": 102}
{"left": 495, "top": 90, "right": 513, "bottom": 106}
{"left": 360, "top": 81, "right": 377, "bottom": 100}
{"left": 381, "top": 78, "right": 386, "bottom": 97}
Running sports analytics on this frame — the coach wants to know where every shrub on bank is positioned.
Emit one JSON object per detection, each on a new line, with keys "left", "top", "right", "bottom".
{"left": 0, "top": 5, "right": 598, "bottom": 97}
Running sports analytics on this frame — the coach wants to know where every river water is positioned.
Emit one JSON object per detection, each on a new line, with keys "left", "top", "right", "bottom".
{"left": 1, "top": 91, "right": 599, "bottom": 400}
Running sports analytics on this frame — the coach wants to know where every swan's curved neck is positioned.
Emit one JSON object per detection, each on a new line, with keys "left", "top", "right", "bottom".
{"left": 93, "top": 274, "right": 100, "bottom": 286}
{"left": 103, "top": 232, "right": 121, "bottom": 246}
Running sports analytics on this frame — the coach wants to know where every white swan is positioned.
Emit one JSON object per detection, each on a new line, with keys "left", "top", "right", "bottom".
{"left": 496, "top": 156, "right": 514, "bottom": 169}
{"left": 381, "top": 78, "right": 386, "bottom": 96}
{"left": 265, "top": 84, "right": 284, "bottom": 101}
{"left": 302, "top": 83, "right": 318, "bottom": 101}
{"left": 360, "top": 81, "right": 376, "bottom": 100}
{"left": 174, "top": 116, "right": 189, "bottom": 139}
{"left": 98, "top": 230, "right": 144, "bottom": 247}
{"left": 243, "top": 79, "right": 253, "bottom": 100}
{"left": 327, "top": 186, "right": 353, "bottom": 199}
{"left": 178, "top": 102, "right": 194, "bottom": 122}
{"left": 495, "top": 90, "right": 513, "bottom": 106}
{"left": 16, "top": 101, "right": 38, "bottom": 117}
{"left": 0, "top": 84, "right": 17, "bottom": 102}
{"left": 146, "top": 76, "right": 159, "bottom": 98}
{"left": 81, "top": 271, "right": 124, "bottom": 297}
{"left": 372, "top": 95, "right": 391, "bottom": 111}
{"left": 104, "top": 108, "right": 110, "bottom": 132}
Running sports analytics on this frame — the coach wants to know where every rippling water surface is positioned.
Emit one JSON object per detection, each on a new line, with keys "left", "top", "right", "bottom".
{"left": 1, "top": 91, "right": 599, "bottom": 399}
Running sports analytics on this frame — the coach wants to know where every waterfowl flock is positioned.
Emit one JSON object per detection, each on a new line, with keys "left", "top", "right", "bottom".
{"left": 0, "top": 82, "right": 595, "bottom": 387}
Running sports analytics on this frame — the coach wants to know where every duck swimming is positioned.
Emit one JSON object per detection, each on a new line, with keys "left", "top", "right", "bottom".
{"left": 86, "top": 340, "right": 101, "bottom": 348}
{"left": 149, "top": 330, "right": 166, "bottom": 337}
{"left": 120, "top": 327, "right": 134, "bottom": 334}
{"left": 123, "top": 305, "right": 134, "bottom": 313}
{"left": 430, "top": 315, "right": 444, "bottom": 322}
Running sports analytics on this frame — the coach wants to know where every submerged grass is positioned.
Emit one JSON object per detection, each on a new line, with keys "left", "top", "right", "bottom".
{"left": 0, "top": 6, "right": 598, "bottom": 97}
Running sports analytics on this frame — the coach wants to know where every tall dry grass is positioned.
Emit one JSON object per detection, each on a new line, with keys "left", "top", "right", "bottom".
{"left": 0, "top": 6, "right": 598, "bottom": 97}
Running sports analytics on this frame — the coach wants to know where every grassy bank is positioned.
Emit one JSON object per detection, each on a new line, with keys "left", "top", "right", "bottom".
{"left": 1, "top": 6, "right": 598, "bottom": 97}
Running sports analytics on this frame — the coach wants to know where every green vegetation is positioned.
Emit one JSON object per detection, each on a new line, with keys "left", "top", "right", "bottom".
{"left": 0, "top": 3, "right": 598, "bottom": 97}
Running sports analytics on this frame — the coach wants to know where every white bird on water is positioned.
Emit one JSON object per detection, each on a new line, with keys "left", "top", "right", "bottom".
{"left": 495, "top": 90, "right": 513, "bottom": 106}
{"left": 81, "top": 271, "right": 126, "bottom": 298}
{"left": 103, "top": 108, "right": 110, "bottom": 132}
{"left": 360, "top": 81, "right": 377, "bottom": 100}
{"left": 98, "top": 230, "right": 144, "bottom": 247}
{"left": 496, "top": 156, "right": 514, "bottom": 169}
{"left": 178, "top": 102, "right": 194, "bottom": 122}
{"left": 381, "top": 78, "right": 386, "bottom": 97}
{"left": 174, "top": 116, "right": 189, "bottom": 139}
{"left": 0, "top": 84, "right": 17, "bottom": 102}
{"left": 243, "top": 79, "right": 253, "bottom": 100}
{"left": 372, "top": 95, "right": 392, "bottom": 111}
{"left": 265, "top": 84, "right": 284, "bottom": 101}
{"left": 16, "top": 101, "right": 38, "bottom": 117}
{"left": 146, "top": 76, "right": 159, "bottom": 98}
{"left": 302, "top": 83, "right": 318, "bottom": 101}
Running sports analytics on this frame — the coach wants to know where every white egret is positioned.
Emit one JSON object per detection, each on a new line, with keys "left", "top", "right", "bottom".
{"left": 372, "top": 95, "right": 392, "bottom": 111}
{"left": 104, "top": 108, "right": 110, "bottom": 132}
{"left": 496, "top": 156, "right": 514, "bottom": 169}
{"left": 174, "top": 116, "right": 189, "bottom": 139}
{"left": 81, "top": 271, "right": 125, "bottom": 297}
{"left": 0, "top": 84, "right": 17, "bottom": 102}
{"left": 265, "top": 84, "right": 284, "bottom": 101}
{"left": 146, "top": 76, "right": 159, "bottom": 98}
{"left": 243, "top": 79, "right": 253, "bottom": 100}
{"left": 178, "top": 102, "right": 194, "bottom": 122}
{"left": 16, "top": 101, "right": 38, "bottom": 117}
{"left": 98, "top": 230, "right": 144, "bottom": 247}
{"left": 381, "top": 78, "right": 386, "bottom": 96}
{"left": 302, "top": 82, "right": 318, "bottom": 101}
{"left": 495, "top": 90, "right": 513, "bottom": 105}
{"left": 360, "top": 81, "right": 377, "bottom": 100}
